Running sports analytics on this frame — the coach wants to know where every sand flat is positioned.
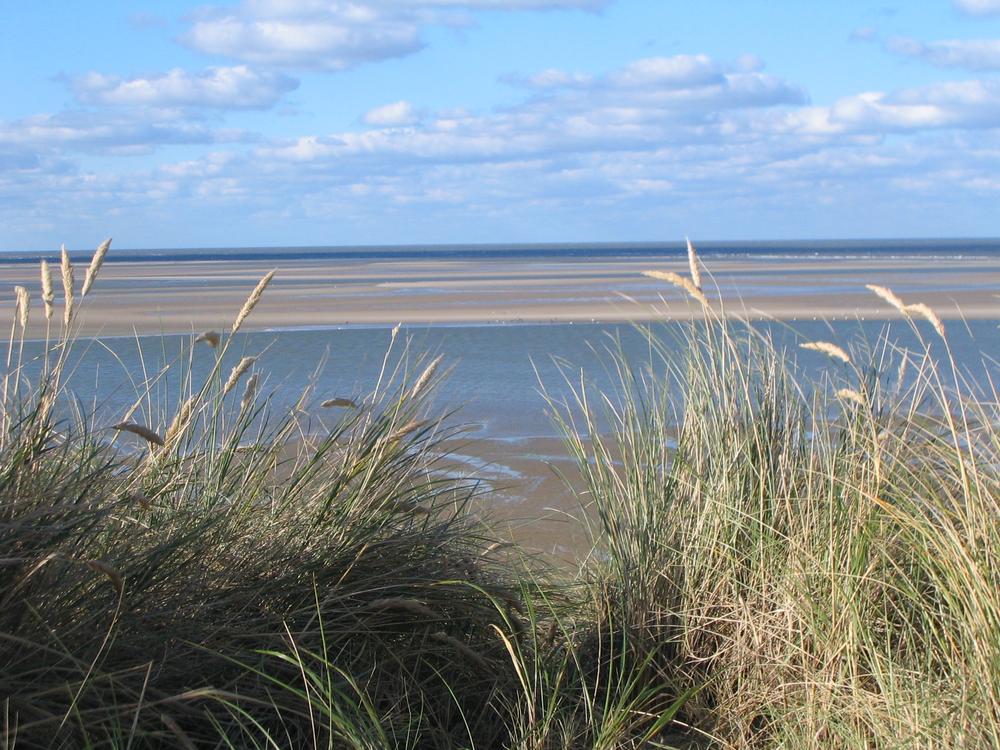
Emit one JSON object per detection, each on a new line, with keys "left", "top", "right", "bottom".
{"left": 2, "top": 254, "right": 998, "bottom": 337}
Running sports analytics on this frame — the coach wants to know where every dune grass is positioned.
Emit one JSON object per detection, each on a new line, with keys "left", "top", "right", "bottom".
{"left": 2, "top": 241, "right": 998, "bottom": 748}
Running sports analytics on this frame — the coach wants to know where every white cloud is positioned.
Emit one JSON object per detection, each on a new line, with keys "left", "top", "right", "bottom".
{"left": 71, "top": 66, "right": 299, "bottom": 109}
{"left": 953, "top": 0, "right": 1000, "bottom": 15}
{"left": 0, "top": 111, "right": 252, "bottom": 154}
{"left": 9, "top": 51, "right": 1000, "bottom": 247}
{"left": 182, "top": 12, "right": 424, "bottom": 70}
{"left": 783, "top": 79, "right": 1000, "bottom": 134}
{"left": 182, "top": 0, "right": 609, "bottom": 70}
{"left": 363, "top": 100, "right": 420, "bottom": 126}
{"left": 886, "top": 36, "right": 1000, "bottom": 70}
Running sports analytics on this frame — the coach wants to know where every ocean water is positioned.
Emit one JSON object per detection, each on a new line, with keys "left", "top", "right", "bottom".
{"left": 18, "top": 319, "right": 1000, "bottom": 443}
{"left": 4, "top": 237, "right": 1000, "bottom": 266}
{"left": 4, "top": 240, "right": 998, "bottom": 442}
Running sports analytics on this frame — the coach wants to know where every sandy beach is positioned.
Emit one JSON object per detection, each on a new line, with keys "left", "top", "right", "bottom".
{"left": 2, "top": 254, "right": 998, "bottom": 338}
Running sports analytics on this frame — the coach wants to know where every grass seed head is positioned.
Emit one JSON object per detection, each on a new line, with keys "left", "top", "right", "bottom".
{"left": 321, "top": 397, "right": 357, "bottom": 408}
{"left": 904, "top": 302, "right": 946, "bottom": 339}
{"left": 195, "top": 330, "right": 221, "bottom": 348}
{"left": 410, "top": 355, "right": 444, "bottom": 399}
{"left": 836, "top": 388, "right": 867, "bottom": 406}
{"left": 642, "top": 269, "right": 709, "bottom": 307}
{"left": 223, "top": 356, "right": 256, "bottom": 395}
{"left": 112, "top": 421, "right": 164, "bottom": 447}
{"left": 232, "top": 269, "right": 275, "bottom": 334}
{"left": 386, "top": 418, "right": 424, "bottom": 443}
{"left": 240, "top": 373, "right": 259, "bottom": 411}
{"left": 165, "top": 396, "right": 198, "bottom": 444}
{"left": 800, "top": 341, "right": 851, "bottom": 365}
{"left": 81, "top": 238, "right": 111, "bottom": 297}
{"left": 60, "top": 244, "right": 74, "bottom": 327}
{"left": 866, "top": 284, "right": 907, "bottom": 313}
{"left": 40, "top": 260, "right": 54, "bottom": 320}
{"left": 14, "top": 286, "right": 30, "bottom": 329}
{"left": 686, "top": 236, "right": 702, "bottom": 291}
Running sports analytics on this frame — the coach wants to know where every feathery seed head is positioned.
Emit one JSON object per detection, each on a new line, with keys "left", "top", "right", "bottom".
{"left": 836, "top": 388, "right": 867, "bottom": 406}
{"left": 321, "top": 397, "right": 357, "bottom": 408}
{"left": 686, "top": 237, "right": 702, "bottom": 291}
{"left": 240, "top": 373, "right": 259, "bottom": 411}
{"left": 410, "top": 355, "right": 443, "bottom": 399}
{"left": 903, "top": 303, "right": 946, "bottom": 339}
{"left": 14, "top": 286, "right": 30, "bottom": 329}
{"left": 195, "top": 330, "right": 221, "bottom": 348}
{"left": 112, "top": 421, "right": 164, "bottom": 447}
{"left": 60, "top": 244, "right": 74, "bottom": 327}
{"left": 386, "top": 418, "right": 424, "bottom": 443}
{"left": 800, "top": 341, "right": 851, "bottom": 365}
{"left": 232, "top": 269, "right": 275, "bottom": 334}
{"left": 40, "top": 260, "right": 54, "bottom": 320}
{"left": 81, "top": 237, "right": 111, "bottom": 297}
{"left": 642, "top": 269, "right": 709, "bottom": 307}
{"left": 866, "top": 284, "right": 906, "bottom": 313}
{"left": 223, "top": 356, "right": 256, "bottom": 395}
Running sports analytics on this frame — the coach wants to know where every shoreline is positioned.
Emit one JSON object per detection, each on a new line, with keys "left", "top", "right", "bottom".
{"left": 2, "top": 254, "right": 998, "bottom": 338}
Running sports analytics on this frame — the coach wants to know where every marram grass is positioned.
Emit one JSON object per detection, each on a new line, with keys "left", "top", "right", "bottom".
{"left": 1, "top": 240, "right": 998, "bottom": 749}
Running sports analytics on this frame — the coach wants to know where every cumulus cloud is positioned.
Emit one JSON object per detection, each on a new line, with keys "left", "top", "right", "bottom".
{"left": 71, "top": 66, "right": 299, "bottom": 109}
{"left": 953, "top": 0, "right": 1000, "bottom": 15}
{"left": 181, "top": 0, "right": 609, "bottom": 70}
{"left": 784, "top": 79, "right": 1000, "bottom": 134}
{"left": 363, "top": 100, "right": 420, "bottom": 126}
{"left": 0, "top": 111, "right": 252, "bottom": 154}
{"left": 9, "top": 49, "right": 1000, "bottom": 248}
{"left": 885, "top": 36, "right": 1000, "bottom": 70}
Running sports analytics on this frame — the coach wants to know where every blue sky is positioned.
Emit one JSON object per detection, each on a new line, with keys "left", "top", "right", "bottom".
{"left": 3, "top": 0, "right": 1000, "bottom": 251}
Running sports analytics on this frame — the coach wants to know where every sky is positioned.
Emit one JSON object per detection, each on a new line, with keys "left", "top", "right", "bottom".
{"left": 3, "top": 0, "right": 1000, "bottom": 251}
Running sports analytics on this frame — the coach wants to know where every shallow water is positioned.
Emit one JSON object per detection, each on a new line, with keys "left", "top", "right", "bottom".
{"left": 14, "top": 319, "right": 1000, "bottom": 442}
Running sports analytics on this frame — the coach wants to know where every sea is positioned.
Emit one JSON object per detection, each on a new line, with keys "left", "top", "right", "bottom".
{"left": 5, "top": 240, "right": 1000, "bottom": 445}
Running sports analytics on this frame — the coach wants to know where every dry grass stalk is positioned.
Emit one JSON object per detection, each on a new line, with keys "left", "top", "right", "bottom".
{"left": 386, "top": 419, "right": 424, "bottom": 443}
{"left": 895, "top": 353, "right": 909, "bottom": 394}
{"left": 866, "top": 284, "right": 946, "bottom": 339}
{"left": 481, "top": 541, "right": 514, "bottom": 557}
{"left": 800, "top": 341, "right": 851, "bottom": 365}
{"left": 81, "top": 238, "right": 111, "bottom": 297}
{"left": 836, "top": 388, "right": 867, "bottom": 406}
{"left": 223, "top": 357, "right": 256, "bottom": 396}
{"left": 410, "top": 355, "right": 443, "bottom": 399}
{"left": 40, "top": 260, "right": 54, "bottom": 321}
{"left": 60, "top": 244, "right": 74, "bottom": 327}
{"left": 112, "top": 421, "right": 164, "bottom": 447}
{"left": 321, "top": 397, "right": 357, "bottom": 408}
{"left": 231, "top": 270, "right": 275, "bottom": 334}
{"left": 904, "top": 303, "right": 946, "bottom": 339}
{"left": 160, "top": 713, "right": 197, "bottom": 750}
{"left": 431, "top": 631, "right": 489, "bottom": 670}
{"left": 14, "top": 286, "right": 29, "bottom": 329}
{"left": 195, "top": 330, "right": 221, "bottom": 348}
{"left": 642, "top": 270, "right": 709, "bottom": 307}
{"left": 866, "top": 284, "right": 906, "bottom": 313}
{"left": 240, "top": 373, "right": 258, "bottom": 411}
{"left": 364, "top": 598, "right": 438, "bottom": 619}
{"left": 85, "top": 559, "right": 124, "bottom": 596}
{"left": 165, "top": 396, "right": 198, "bottom": 444}
{"left": 686, "top": 237, "right": 702, "bottom": 291}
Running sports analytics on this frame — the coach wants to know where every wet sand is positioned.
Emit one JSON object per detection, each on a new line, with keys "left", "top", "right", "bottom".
{"left": 2, "top": 254, "right": 998, "bottom": 338}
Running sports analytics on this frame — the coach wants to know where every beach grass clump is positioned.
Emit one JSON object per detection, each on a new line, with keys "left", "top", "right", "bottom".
{"left": 3, "top": 238, "right": 1000, "bottom": 748}
{"left": 549, "top": 280, "right": 1000, "bottom": 747}
{"left": 0, "top": 252, "right": 536, "bottom": 749}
